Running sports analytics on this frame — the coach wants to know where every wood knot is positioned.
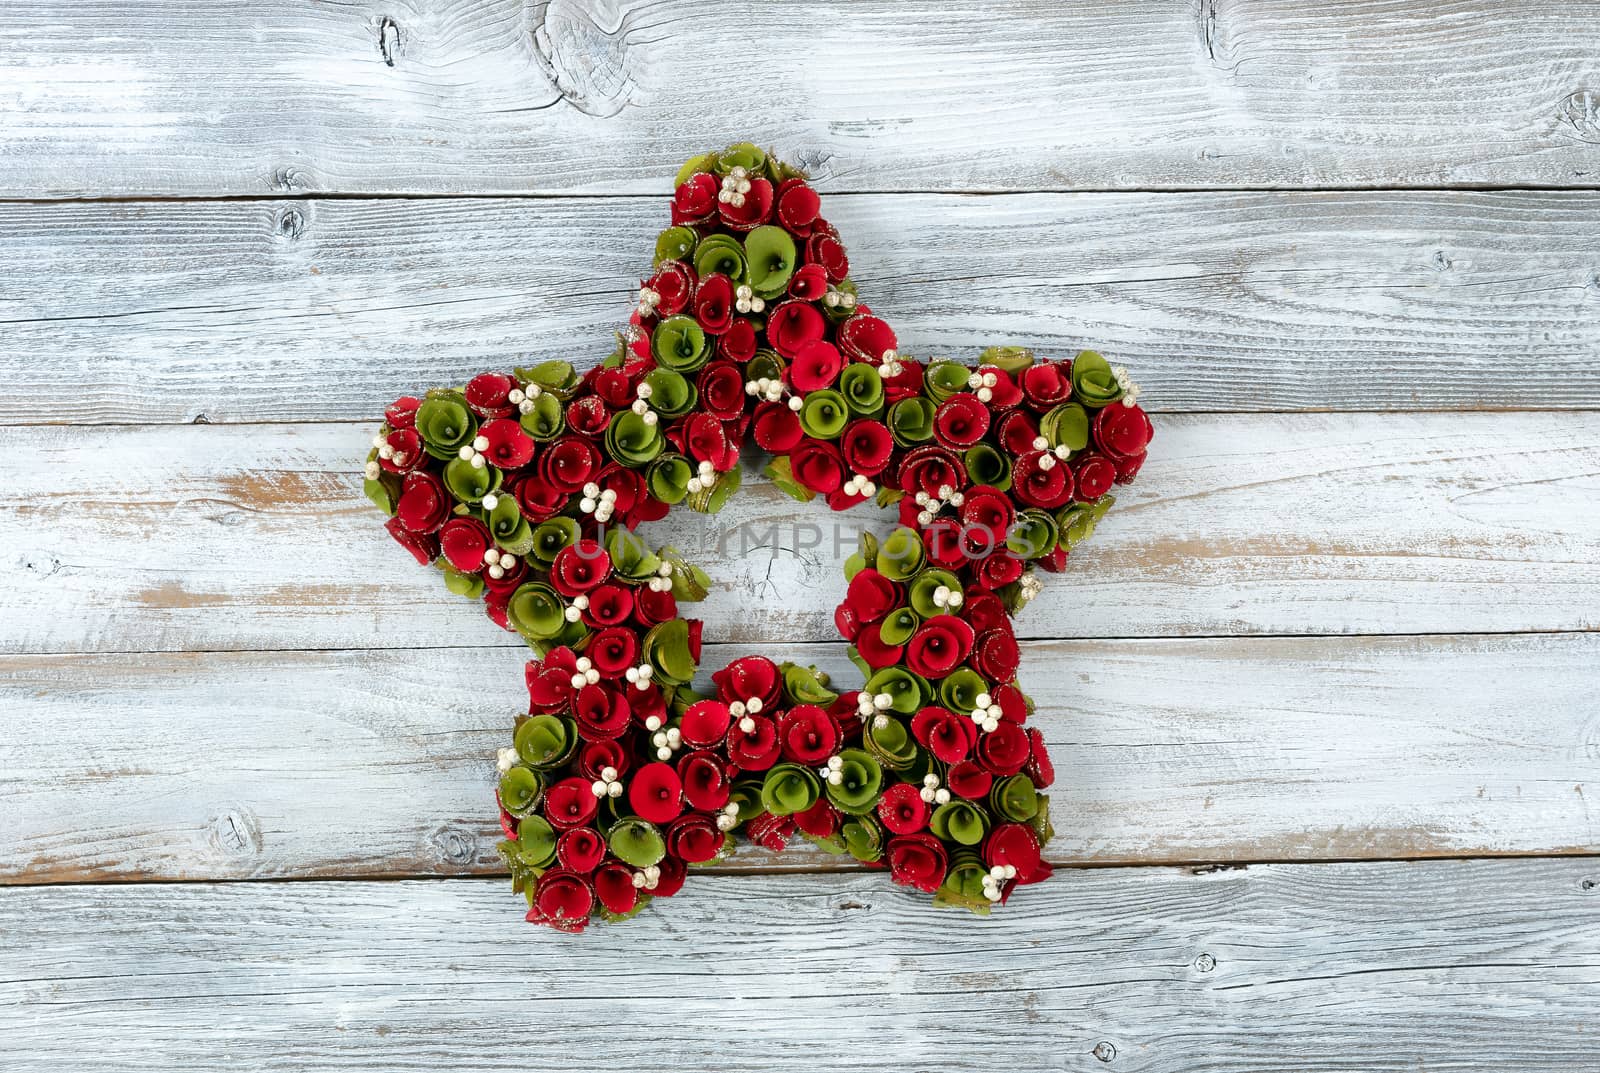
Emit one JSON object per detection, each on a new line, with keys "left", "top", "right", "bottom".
{"left": 1195, "top": 953, "right": 1217, "bottom": 972}
{"left": 276, "top": 208, "right": 305, "bottom": 241}
{"left": 1580, "top": 877, "right": 1597, "bottom": 893}
{"left": 531, "top": 1, "right": 637, "bottom": 118}
{"left": 209, "top": 807, "right": 264, "bottom": 858}
{"left": 1092, "top": 1041, "right": 1116, "bottom": 1063}
{"left": 1558, "top": 90, "right": 1600, "bottom": 143}
{"left": 378, "top": 16, "right": 401, "bottom": 67}
{"left": 430, "top": 825, "right": 477, "bottom": 867}
{"left": 270, "top": 166, "right": 313, "bottom": 193}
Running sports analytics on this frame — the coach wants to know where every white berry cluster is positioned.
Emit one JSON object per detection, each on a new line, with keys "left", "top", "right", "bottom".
{"left": 366, "top": 432, "right": 411, "bottom": 478}
{"left": 629, "top": 381, "right": 660, "bottom": 427}
{"left": 685, "top": 459, "right": 720, "bottom": 495}
{"left": 717, "top": 166, "right": 752, "bottom": 208}
{"left": 1015, "top": 572, "right": 1043, "bottom": 608}
{"left": 622, "top": 662, "right": 655, "bottom": 691}
{"left": 818, "top": 754, "right": 845, "bottom": 786}
{"left": 919, "top": 771, "right": 952, "bottom": 806}
{"left": 857, "top": 690, "right": 895, "bottom": 729}
{"left": 981, "top": 863, "right": 1018, "bottom": 902}
{"left": 1113, "top": 365, "right": 1142, "bottom": 407}
{"left": 630, "top": 863, "right": 663, "bottom": 890}
{"left": 646, "top": 561, "right": 674, "bottom": 593}
{"left": 589, "top": 765, "right": 625, "bottom": 799}
{"left": 481, "top": 546, "right": 517, "bottom": 580}
{"left": 841, "top": 473, "right": 877, "bottom": 499}
{"left": 822, "top": 287, "right": 857, "bottom": 311}
{"left": 966, "top": 366, "right": 1001, "bottom": 404}
{"left": 745, "top": 375, "right": 798, "bottom": 410}
{"left": 734, "top": 283, "right": 766, "bottom": 315}
{"left": 567, "top": 656, "right": 602, "bottom": 689}
{"left": 578, "top": 480, "right": 618, "bottom": 523}
{"left": 930, "top": 583, "right": 964, "bottom": 611}
{"left": 970, "top": 691, "right": 1003, "bottom": 734}
{"left": 913, "top": 483, "right": 966, "bottom": 527}
{"left": 562, "top": 593, "right": 589, "bottom": 623}
{"left": 457, "top": 433, "right": 492, "bottom": 469}
{"left": 1030, "top": 435, "right": 1073, "bottom": 470}
{"left": 508, "top": 382, "right": 543, "bottom": 416}
{"left": 729, "top": 696, "right": 764, "bottom": 733}
{"left": 876, "top": 348, "right": 904, "bottom": 378}
{"left": 495, "top": 746, "right": 518, "bottom": 773}
{"left": 647, "top": 716, "right": 683, "bottom": 762}
{"left": 714, "top": 801, "right": 741, "bottom": 832}
{"left": 636, "top": 285, "right": 661, "bottom": 318}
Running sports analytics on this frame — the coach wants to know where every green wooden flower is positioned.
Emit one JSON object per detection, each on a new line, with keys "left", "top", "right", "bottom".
{"left": 888, "top": 396, "right": 936, "bottom": 447}
{"left": 761, "top": 763, "right": 822, "bottom": 816}
{"left": 799, "top": 389, "right": 850, "bottom": 439}
{"left": 607, "top": 817, "right": 667, "bottom": 868}
{"left": 497, "top": 767, "right": 544, "bottom": 818}
{"left": 1006, "top": 509, "right": 1058, "bottom": 560}
{"left": 514, "top": 713, "right": 575, "bottom": 768}
{"left": 824, "top": 749, "right": 884, "bottom": 815}
{"left": 908, "top": 569, "right": 963, "bottom": 619}
{"left": 864, "top": 666, "right": 930, "bottom": 715}
{"left": 1070, "top": 350, "right": 1123, "bottom": 407}
{"left": 416, "top": 394, "right": 477, "bottom": 459}
{"left": 838, "top": 362, "right": 885, "bottom": 417}
{"left": 990, "top": 774, "right": 1041, "bottom": 822}
{"left": 1040, "top": 401, "right": 1090, "bottom": 452}
{"left": 930, "top": 798, "right": 990, "bottom": 846}
{"left": 876, "top": 527, "right": 925, "bottom": 581}
{"left": 744, "top": 225, "right": 798, "bottom": 298}
{"left": 651, "top": 314, "right": 710, "bottom": 373}
{"left": 507, "top": 582, "right": 567, "bottom": 640}
{"left": 963, "top": 442, "right": 1011, "bottom": 490}
{"left": 655, "top": 225, "right": 697, "bottom": 266}
{"left": 692, "top": 233, "right": 746, "bottom": 283}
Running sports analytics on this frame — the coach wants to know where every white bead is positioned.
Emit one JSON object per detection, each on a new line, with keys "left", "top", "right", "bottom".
{"left": 470, "top": 455, "right": 486, "bottom": 469}
{"left": 579, "top": 497, "right": 596, "bottom": 513}
{"left": 576, "top": 657, "right": 592, "bottom": 672}
{"left": 1039, "top": 455, "right": 1055, "bottom": 471}
{"left": 724, "top": 803, "right": 740, "bottom": 815}
{"left": 828, "top": 771, "right": 844, "bottom": 785}
{"left": 574, "top": 595, "right": 589, "bottom": 609}
{"left": 718, "top": 189, "right": 732, "bottom": 204}
{"left": 746, "top": 696, "right": 762, "bottom": 714}
{"left": 364, "top": 461, "right": 381, "bottom": 480}
{"left": 377, "top": 445, "right": 395, "bottom": 461}
{"left": 968, "top": 373, "right": 984, "bottom": 389}
{"left": 657, "top": 562, "right": 673, "bottom": 577}
{"left": 698, "top": 460, "right": 715, "bottom": 476}
{"left": 656, "top": 746, "right": 672, "bottom": 761}
{"left": 988, "top": 704, "right": 1002, "bottom": 719}
{"left": 739, "top": 716, "right": 756, "bottom": 733}
{"left": 645, "top": 865, "right": 660, "bottom": 880}
{"left": 937, "top": 484, "right": 954, "bottom": 500}
{"left": 716, "top": 815, "right": 735, "bottom": 831}
{"left": 601, "top": 489, "right": 617, "bottom": 502}
{"left": 630, "top": 399, "right": 648, "bottom": 415}
{"left": 582, "top": 482, "right": 600, "bottom": 498}
{"left": 498, "top": 553, "right": 514, "bottom": 569}
{"left": 564, "top": 606, "right": 581, "bottom": 623}
{"left": 602, "top": 766, "right": 618, "bottom": 782}
{"left": 730, "top": 166, "right": 747, "bottom": 180}
{"left": 983, "top": 718, "right": 1000, "bottom": 733}
{"left": 824, "top": 292, "right": 840, "bottom": 308}
{"left": 873, "top": 714, "right": 890, "bottom": 729}
{"left": 914, "top": 492, "right": 929, "bottom": 506}
{"left": 457, "top": 444, "right": 475, "bottom": 461}
{"left": 919, "top": 788, "right": 936, "bottom": 803}
{"left": 744, "top": 380, "right": 759, "bottom": 395}
{"left": 642, "top": 411, "right": 658, "bottom": 426}
{"left": 508, "top": 389, "right": 525, "bottom": 404}
{"left": 645, "top": 716, "right": 663, "bottom": 731}
{"left": 972, "top": 711, "right": 987, "bottom": 724}
{"left": 975, "top": 692, "right": 992, "bottom": 709}
{"left": 934, "top": 788, "right": 951, "bottom": 805}
{"left": 923, "top": 774, "right": 940, "bottom": 788}
{"left": 652, "top": 732, "right": 667, "bottom": 748}
{"left": 1032, "top": 436, "right": 1049, "bottom": 451}
{"left": 665, "top": 728, "right": 682, "bottom": 747}
{"left": 984, "top": 887, "right": 1002, "bottom": 902}
{"left": 916, "top": 511, "right": 934, "bottom": 526}
{"left": 736, "top": 179, "right": 751, "bottom": 194}
{"left": 1004, "top": 864, "right": 1018, "bottom": 879}
{"left": 570, "top": 673, "right": 587, "bottom": 689}
{"left": 637, "top": 665, "right": 653, "bottom": 679}
{"left": 862, "top": 481, "right": 876, "bottom": 496}
{"left": 608, "top": 781, "right": 624, "bottom": 799}
{"left": 948, "top": 591, "right": 964, "bottom": 608}
{"left": 873, "top": 693, "right": 893, "bottom": 710}
{"left": 484, "top": 548, "right": 502, "bottom": 565}
{"left": 591, "top": 780, "right": 608, "bottom": 797}
{"left": 585, "top": 669, "right": 600, "bottom": 685}
{"left": 948, "top": 492, "right": 964, "bottom": 507}
{"left": 787, "top": 396, "right": 802, "bottom": 411}
{"left": 371, "top": 434, "right": 386, "bottom": 449}
{"left": 990, "top": 865, "right": 1007, "bottom": 880}
{"left": 882, "top": 349, "right": 897, "bottom": 362}
{"left": 472, "top": 435, "right": 489, "bottom": 452}
{"left": 1054, "top": 445, "right": 1071, "bottom": 460}
{"left": 518, "top": 399, "right": 534, "bottom": 414}
{"left": 729, "top": 701, "right": 746, "bottom": 717}
{"left": 488, "top": 565, "right": 505, "bottom": 580}
{"left": 481, "top": 493, "right": 499, "bottom": 511}
{"left": 828, "top": 755, "right": 844, "bottom": 771}
{"left": 625, "top": 667, "right": 639, "bottom": 682}
{"left": 495, "top": 747, "right": 517, "bottom": 773}
{"left": 976, "top": 387, "right": 993, "bottom": 403}
{"left": 983, "top": 373, "right": 998, "bottom": 388}
{"left": 632, "top": 872, "right": 647, "bottom": 888}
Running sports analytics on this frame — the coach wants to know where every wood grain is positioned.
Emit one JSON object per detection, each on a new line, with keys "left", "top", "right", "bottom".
{"left": 2, "top": 1, "right": 1598, "bottom": 197}
{"left": 3, "top": 861, "right": 1597, "bottom": 1072}
{"left": 4, "top": 190, "right": 1600, "bottom": 422}
{"left": 5, "top": 632, "right": 1597, "bottom": 883}
{"left": 2, "top": 413, "right": 1595, "bottom": 655}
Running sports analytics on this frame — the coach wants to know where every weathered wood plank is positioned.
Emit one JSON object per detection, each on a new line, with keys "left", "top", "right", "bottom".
{"left": 2, "top": 862, "right": 1596, "bottom": 1072}
{"left": 4, "top": 191, "right": 1600, "bottom": 422}
{"left": 4, "top": 633, "right": 1596, "bottom": 883}
{"left": 2, "top": 414, "right": 1595, "bottom": 655}
{"left": 3, "top": 1, "right": 1598, "bottom": 197}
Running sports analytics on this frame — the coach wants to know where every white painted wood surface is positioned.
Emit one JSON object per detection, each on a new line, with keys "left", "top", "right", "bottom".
{"left": 4, "top": 634, "right": 1597, "bottom": 882}
{"left": 5, "top": 4, "right": 1600, "bottom": 1068}
{"left": 2, "top": 1, "right": 1599, "bottom": 197}
{"left": 4, "top": 191, "right": 1600, "bottom": 422}
{"left": 2, "top": 413, "right": 1595, "bottom": 654}
{"left": 3, "top": 862, "right": 1598, "bottom": 1072}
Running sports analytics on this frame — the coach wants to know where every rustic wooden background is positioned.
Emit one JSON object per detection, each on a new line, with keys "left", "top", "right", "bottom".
{"left": 3, "top": 2, "right": 1599, "bottom": 1069}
